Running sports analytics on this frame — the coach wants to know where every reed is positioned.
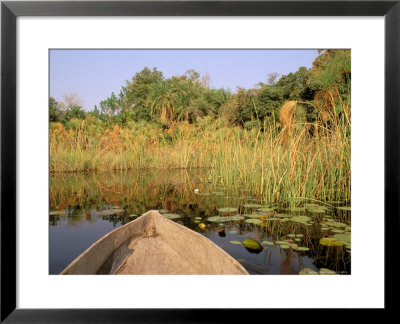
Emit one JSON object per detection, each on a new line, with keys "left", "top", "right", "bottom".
{"left": 50, "top": 109, "right": 350, "bottom": 204}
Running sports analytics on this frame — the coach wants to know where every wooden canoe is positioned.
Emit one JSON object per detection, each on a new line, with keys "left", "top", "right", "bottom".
{"left": 61, "top": 210, "right": 249, "bottom": 275}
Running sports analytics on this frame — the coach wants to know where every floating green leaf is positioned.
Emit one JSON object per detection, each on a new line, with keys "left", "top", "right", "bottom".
{"left": 333, "top": 233, "right": 351, "bottom": 243}
{"left": 299, "top": 268, "right": 318, "bottom": 275}
{"left": 337, "top": 206, "right": 351, "bottom": 211}
{"left": 296, "top": 247, "right": 310, "bottom": 251}
{"left": 319, "top": 237, "right": 337, "bottom": 246}
{"left": 280, "top": 244, "right": 290, "bottom": 249}
{"left": 243, "top": 203, "right": 263, "bottom": 208}
{"left": 158, "top": 209, "right": 169, "bottom": 214}
{"left": 245, "top": 218, "right": 262, "bottom": 225}
{"left": 230, "top": 240, "right": 242, "bottom": 245}
{"left": 218, "top": 207, "right": 238, "bottom": 213}
{"left": 258, "top": 207, "right": 275, "bottom": 212}
{"left": 163, "top": 213, "right": 182, "bottom": 219}
{"left": 242, "top": 238, "right": 263, "bottom": 251}
{"left": 319, "top": 268, "right": 337, "bottom": 275}
{"left": 262, "top": 240, "right": 274, "bottom": 246}
{"left": 49, "top": 210, "right": 65, "bottom": 216}
{"left": 276, "top": 240, "right": 290, "bottom": 245}
{"left": 97, "top": 209, "right": 124, "bottom": 216}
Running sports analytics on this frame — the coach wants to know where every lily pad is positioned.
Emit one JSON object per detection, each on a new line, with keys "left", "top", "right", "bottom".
{"left": 319, "top": 268, "right": 337, "bottom": 275}
{"left": 243, "top": 203, "right": 264, "bottom": 208}
{"left": 163, "top": 213, "right": 182, "bottom": 219}
{"left": 296, "top": 247, "right": 310, "bottom": 251}
{"left": 299, "top": 268, "right": 318, "bottom": 275}
{"left": 198, "top": 223, "right": 206, "bottom": 229}
{"left": 286, "top": 207, "right": 306, "bottom": 212}
{"left": 304, "top": 203, "right": 320, "bottom": 209}
{"left": 49, "top": 210, "right": 65, "bottom": 216}
{"left": 276, "top": 240, "right": 290, "bottom": 245}
{"left": 280, "top": 244, "right": 290, "bottom": 249}
{"left": 292, "top": 215, "right": 312, "bottom": 223}
{"left": 262, "top": 240, "right": 274, "bottom": 246}
{"left": 319, "top": 237, "right": 337, "bottom": 246}
{"left": 337, "top": 206, "right": 351, "bottom": 211}
{"left": 245, "top": 218, "right": 263, "bottom": 225}
{"left": 242, "top": 238, "right": 263, "bottom": 251}
{"left": 287, "top": 234, "right": 296, "bottom": 238}
{"left": 333, "top": 233, "right": 351, "bottom": 243}
{"left": 158, "top": 209, "right": 169, "bottom": 214}
{"left": 128, "top": 214, "right": 138, "bottom": 218}
{"left": 295, "top": 238, "right": 302, "bottom": 242}
{"left": 218, "top": 207, "right": 238, "bottom": 213}
{"left": 257, "top": 207, "right": 275, "bottom": 212}
{"left": 331, "top": 229, "right": 344, "bottom": 234}
{"left": 308, "top": 208, "right": 326, "bottom": 214}
{"left": 96, "top": 209, "right": 124, "bottom": 216}
{"left": 194, "top": 220, "right": 200, "bottom": 223}
{"left": 230, "top": 240, "right": 242, "bottom": 245}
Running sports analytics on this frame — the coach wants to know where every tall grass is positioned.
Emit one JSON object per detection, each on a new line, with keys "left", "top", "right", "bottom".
{"left": 50, "top": 110, "right": 350, "bottom": 204}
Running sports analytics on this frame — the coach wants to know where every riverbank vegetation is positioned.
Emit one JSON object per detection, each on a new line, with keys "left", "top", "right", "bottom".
{"left": 50, "top": 49, "right": 351, "bottom": 204}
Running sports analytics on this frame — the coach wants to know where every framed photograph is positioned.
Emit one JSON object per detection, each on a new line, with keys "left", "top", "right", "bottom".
{"left": 1, "top": 0, "right": 398, "bottom": 321}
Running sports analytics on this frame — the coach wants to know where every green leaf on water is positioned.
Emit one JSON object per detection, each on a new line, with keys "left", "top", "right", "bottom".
{"left": 243, "top": 203, "right": 264, "bottom": 208}
{"left": 333, "top": 233, "right": 351, "bottom": 243}
{"left": 296, "top": 247, "right": 310, "bottom": 251}
{"left": 257, "top": 207, "right": 275, "bottom": 212}
{"left": 276, "top": 241, "right": 290, "bottom": 245}
{"left": 295, "top": 238, "right": 302, "bottom": 242}
{"left": 299, "top": 268, "right": 318, "bottom": 275}
{"left": 49, "top": 210, "right": 65, "bottom": 216}
{"left": 319, "top": 237, "right": 337, "bottom": 246}
{"left": 245, "top": 218, "right": 263, "bottom": 225}
{"left": 331, "top": 229, "right": 344, "bottom": 234}
{"left": 230, "top": 240, "right": 242, "bottom": 245}
{"left": 218, "top": 207, "right": 238, "bottom": 213}
{"left": 97, "top": 209, "right": 124, "bottom": 216}
{"left": 128, "top": 214, "right": 138, "bottom": 218}
{"left": 262, "top": 240, "right": 274, "bottom": 246}
{"left": 319, "top": 268, "right": 337, "bottom": 275}
{"left": 280, "top": 244, "right": 290, "bottom": 249}
{"left": 158, "top": 209, "right": 169, "bottom": 214}
{"left": 163, "top": 213, "right": 182, "bottom": 219}
{"left": 292, "top": 215, "right": 312, "bottom": 223}
{"left": 242, "top": 238, "right": 263, "bottom": 251}
{"left": 337, "top": 206, "right": 351, "bottom": 211}
{"left": 304, "top": 203, "right": 320, "bottom": 209}
{"left": 287, "top": 234, "right": 296, "bottom": 238}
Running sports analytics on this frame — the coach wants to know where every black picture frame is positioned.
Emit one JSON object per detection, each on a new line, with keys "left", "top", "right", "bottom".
{"left": 1, "top": 0, "right": 398, "bottom": 322}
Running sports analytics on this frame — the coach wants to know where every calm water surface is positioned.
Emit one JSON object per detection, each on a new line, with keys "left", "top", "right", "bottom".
{"left": 49, "top": 170, "right": 351, "bottom": 275}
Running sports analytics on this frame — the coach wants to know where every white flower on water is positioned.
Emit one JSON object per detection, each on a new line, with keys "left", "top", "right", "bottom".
{"left": 194, "top": 189, "right": 199, "bottom": 194}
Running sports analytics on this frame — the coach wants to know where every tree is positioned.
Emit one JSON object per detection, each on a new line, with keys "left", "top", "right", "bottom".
{"left": 267, "top": 72, "right": 280, "bottom": 85}
{"left": 120, "top": 67, "right": 164, "bottom": 121}
{"left": 149, "top": 81, "right": 174, "bottom": 125}
{"left": 49, "top": 97, "right": 61, "bottom": 122}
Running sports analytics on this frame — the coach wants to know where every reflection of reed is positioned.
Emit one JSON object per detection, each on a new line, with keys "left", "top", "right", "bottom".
{"left": 49, "top": 169, "right": 209, "bottom": 216}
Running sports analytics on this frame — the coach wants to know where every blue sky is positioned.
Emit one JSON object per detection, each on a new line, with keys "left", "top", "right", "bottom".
{"left": 50, "top": 49, "right": 319, "bottom": 111}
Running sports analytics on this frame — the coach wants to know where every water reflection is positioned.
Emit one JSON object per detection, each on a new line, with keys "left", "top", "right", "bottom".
{"left": 49, "top": 170, "right": 351, "bottom": 275}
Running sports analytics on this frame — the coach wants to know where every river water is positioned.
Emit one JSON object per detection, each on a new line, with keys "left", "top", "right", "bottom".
{"left": 49, "top": 169, "right": 351, "bottom": 275}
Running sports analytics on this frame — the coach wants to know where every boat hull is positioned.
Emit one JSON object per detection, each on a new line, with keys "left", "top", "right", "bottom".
{"left": 61, "top": 210, "right": 249, "bottom": 275}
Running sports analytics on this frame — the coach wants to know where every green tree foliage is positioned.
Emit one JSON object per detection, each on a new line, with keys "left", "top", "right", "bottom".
{"left": 51, "top": 50, "right": 351, "bottom": 131}
{"left": 49, "top": 97, "right": 61, "bottom": 122}
{"left": 120, "top": 67, "right": 164, "bottom": 121}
